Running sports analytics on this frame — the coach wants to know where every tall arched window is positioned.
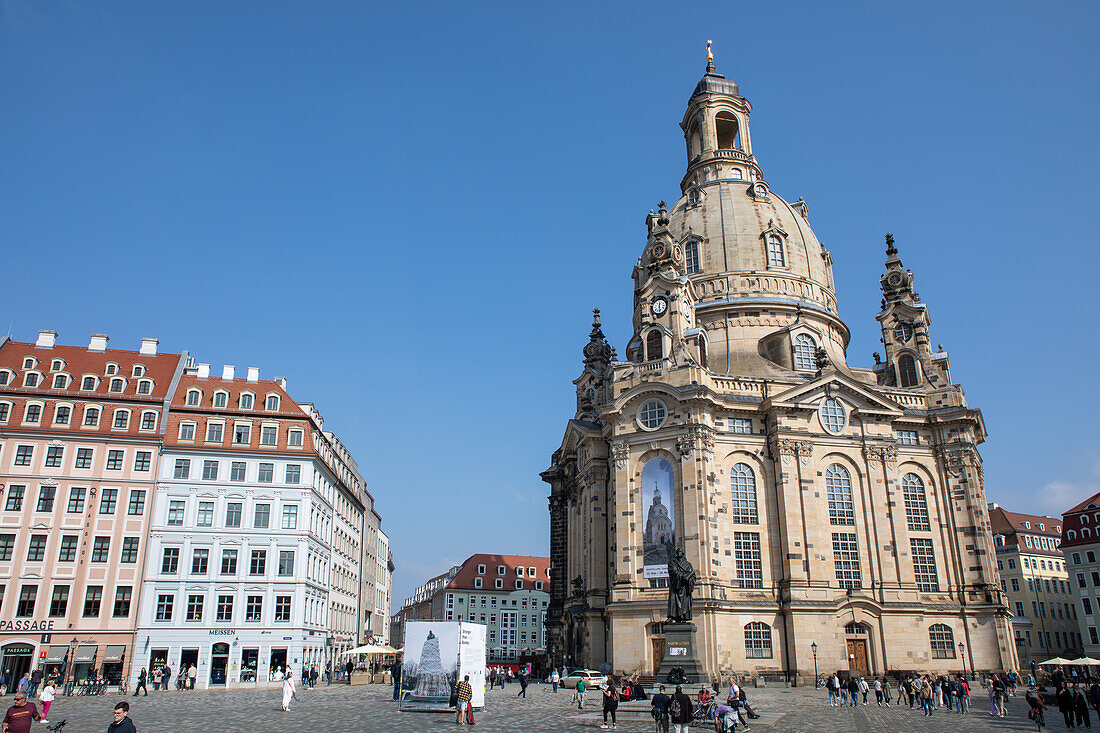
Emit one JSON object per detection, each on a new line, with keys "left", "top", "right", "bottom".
{"left": 684, "top": 241, "right": 700, "bottom": 273}
{"left": 929, "top": 624, "right": 956, "bottom": 658}
{"left": 698, "top": 337, "right": 708, "bottom": 369}
{"left": 730, "top": 463, "right": 758, "bottom": 524}
{"left": 793, "top": 334, "right": 817, "bottom": 371}
{"left": 898, "top": 354, "right": 919, "bottom": 387}
{"left": 646, "top": 331, "right": 663, "bottom": 361}
{"left": 902, "top": 473, "right": 930, "bottom": 531}
{"left": 744, "top": 622, "right": 772, "bottom": 659}
{"left": 826, "top": 464, "right": 854, "bottom": 525}
{"left": 766, "top": 234, "right": 786, "bottom": 267}
{"left": 715, "top": 112, "right": 740, "bottom": 150}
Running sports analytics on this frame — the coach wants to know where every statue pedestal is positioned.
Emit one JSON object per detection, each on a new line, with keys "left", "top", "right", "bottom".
{"left": 657, "top": 622, "right": 705, "bottom": 684}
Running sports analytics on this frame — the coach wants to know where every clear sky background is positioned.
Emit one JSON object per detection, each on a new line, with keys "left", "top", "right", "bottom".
{"left": 2, "top": 2, "right": 1098, "bottom": 608}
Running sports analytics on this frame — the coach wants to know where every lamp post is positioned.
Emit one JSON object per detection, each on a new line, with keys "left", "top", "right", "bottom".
{"left": 65, "top": 637, "right": 78, "bottom": 695}
{"left": 811, "top": 642, "right": 818, "bottom": 686}
{"left": 959, "top": 642, "right": 967, "bottom": 679}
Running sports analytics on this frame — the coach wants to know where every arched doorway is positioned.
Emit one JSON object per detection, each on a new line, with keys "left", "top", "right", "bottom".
{"left": 844, "top": 623, "right": 870, "bottom": 674}
{"left": 647, "top": 622, "right": 666, "bottom": 675}
{"left": 210, "top": 643, "right": 229, "bottom": 685}
{"left": 0, "top": 643, "right": 34, "bottom": 693}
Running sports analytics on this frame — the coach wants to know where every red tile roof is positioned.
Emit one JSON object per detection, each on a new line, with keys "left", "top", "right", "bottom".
{"left": 989, "top": 505, "right": 1063, "bottom": 556}
{"left": 446, "top": 554, "right": 551, "bottom": 592}
{"left": 1060, "top": 491, "right": 1100, "bottom": 548}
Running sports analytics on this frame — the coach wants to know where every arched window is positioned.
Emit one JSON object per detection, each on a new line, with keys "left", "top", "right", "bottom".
{"left": 929, "top": 624, "right": 956, "bottom": 658}
{"left": 1069, "top": 530, "right": 1078, "bottom": 540}
{"left": 826, "top": 464, "right": 854, "bottom": 525}
{"left": 140, "top": 411, "right": 158, "bottom": 431}
{"left": 730, "top": 463, "right": 758, "bottom": 524}
{"left": 1084, "top": 515, "right": 1091, "bottom": 525}
{"left": 898, "top": 354, "right": 919, "bottom": 388}
{"left": 766, "top": 234, "right": 786, "bottom": 267}
{"left": 1084, "top": 527, "right": 1092, "bottom": 538}
{"left": 715, "top": 112, "right": 740, "bottom": 150}
{"left": 902, "top": 473, "right": 930, "bottom": 531}
{"left": 793, "top": 334, "right": 817, "bottom": 371}
{"left": 744, "top": 622, "right": 772, "bottom": 659}
{"left": 698, "top": 337, "right": 708, "bottom": 369}
{"left": 83, "top": 407, "right": 100, "bottom": 427}
{"left": 136, "top": 379, "right": 152, "bottom": 395}
{"left": 685, "top": 241, "right": 700, "bottom": 273}
{"left": 240, "top": 393, "right": 254, "bottom": 409}
{"left": 186, "top": 390, "right": 201, "bottom": 406}
{"left": 646, "top": 331, "right": 663, "bottom": 361}
{"left": 266, "top": 395, "right": 280, "bottom": 411}
{"left": 213, "top": 391, "right": 228, "bottom": 408}
{"left": 687, "top": 119, "right": 702, "bottom": 159}
{"left": 55, "top": 406, "right": 71, "bottom": 425}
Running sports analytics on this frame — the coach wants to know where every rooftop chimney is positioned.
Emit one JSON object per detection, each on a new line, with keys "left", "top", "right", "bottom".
{"left": 222, "top": 365, "right": 235, "bottom": 380}
{"left": 274, "top": 377, "right": 287, "bottom": 389}
{"left": 88, "top": 334, "right": 109, "bottom": 352}
{"left": 196, "top": 363, "right": 210, "bottom": 379}
{"left": 139, "top": 338, "right": 159, "bottom": 356}
{"left": 35, "top": 330, "right": 58, "bottom": 349}
{"left": 246, "top": 367, "right": 259, "bottom": 382}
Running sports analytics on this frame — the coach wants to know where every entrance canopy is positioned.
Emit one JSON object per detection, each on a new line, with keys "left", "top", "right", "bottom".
{"left": 73, "top": 645, "right": 97, "bottom": 663}
{"left": 43, "top": 647, "right": 67, "bottom": 664}
{"left": 1038, "top": 657, "right": 1073, "bottom": 666}
{"left": 102, "top": 646, "right": 126, "bottom": 663}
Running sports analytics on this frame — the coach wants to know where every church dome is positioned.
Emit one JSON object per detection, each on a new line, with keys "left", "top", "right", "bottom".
{"left": 666, "top": 182, "right": 838, "bottom": 316}
{"left": 691, "top": 71, "right": 739, "bottom": 101}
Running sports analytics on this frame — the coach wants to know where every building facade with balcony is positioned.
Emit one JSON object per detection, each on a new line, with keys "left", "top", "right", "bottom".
{"left": 0, "top": 331, "right": 186, "bottom": 687}
{"left": 988, "top": 504, "right": 1077, "bottom": 670}
{"left": 1060, "top": 492, "right": 1100, "bottom": 661}
{"left": 133, "top": 366, "right": 343, "bottom": 688}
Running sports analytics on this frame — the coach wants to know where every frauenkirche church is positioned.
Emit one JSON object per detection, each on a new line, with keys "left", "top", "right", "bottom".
{"left": 542, "top": 47, "right": 1017, "bottom": 681}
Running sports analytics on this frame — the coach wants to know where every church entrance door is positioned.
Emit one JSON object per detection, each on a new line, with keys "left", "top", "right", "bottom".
{"left": 846, "top": 640, "right": 868, "bottom": 673}
{"left": 651, "top": 638, "right": 665, "bottom": 675}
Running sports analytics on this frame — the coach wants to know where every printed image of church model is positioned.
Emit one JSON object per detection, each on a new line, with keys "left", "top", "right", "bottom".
{"left": 644, "top": 487, "right": 674, "bottom": 567}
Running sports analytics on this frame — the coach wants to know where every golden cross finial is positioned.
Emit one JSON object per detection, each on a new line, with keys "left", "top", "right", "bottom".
{"left": 706, "top": 40, "right": 715, "bottom": 73}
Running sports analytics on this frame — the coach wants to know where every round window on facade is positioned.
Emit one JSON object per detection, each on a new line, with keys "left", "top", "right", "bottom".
{"left": 819, "top": 397, "right": 846, "bottom": 434}
{"left": 638, "top": 400, "right": 667, "bottom": 430}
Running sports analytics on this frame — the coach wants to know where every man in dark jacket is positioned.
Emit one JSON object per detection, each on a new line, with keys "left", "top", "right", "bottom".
{"left": 651, "top": 685, "right": 671, "bottom": 733}
{"left": 670, "top": 685, "right": 693, "bottom": 733}
{"left": 848, "top": 677, "right": 860, "bottom": 707}
{"left": 107, "top": 701, "right": 137, "bottom": 733}
{"left": 1058, "top": 686, "right": 1075, "bottom": 728}
{"left": 1072, "top": 685, "right": 1092, "bottom": 728}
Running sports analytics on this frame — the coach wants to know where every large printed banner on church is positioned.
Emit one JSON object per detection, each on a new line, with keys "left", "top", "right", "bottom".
{"left": 641, "top": 457, "right": 675, "bottom": 578}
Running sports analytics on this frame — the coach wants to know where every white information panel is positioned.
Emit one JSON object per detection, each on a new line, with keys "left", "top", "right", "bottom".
{"left": 458, "top": 622, "right": 487, "bottom": 708}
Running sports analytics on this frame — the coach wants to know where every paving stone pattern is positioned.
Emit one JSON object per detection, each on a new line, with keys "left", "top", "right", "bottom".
{"left": 16, "top": 681, "right": 1046, "bottom": 732}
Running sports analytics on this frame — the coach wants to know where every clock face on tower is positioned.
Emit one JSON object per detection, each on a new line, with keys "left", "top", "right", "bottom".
{"left": 651, "top": 297, "right": 668, "bottom": 317}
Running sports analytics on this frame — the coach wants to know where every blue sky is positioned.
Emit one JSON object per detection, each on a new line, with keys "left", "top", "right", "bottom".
{"left": 2, "top": 2, "right": 1098, "bottom": 607}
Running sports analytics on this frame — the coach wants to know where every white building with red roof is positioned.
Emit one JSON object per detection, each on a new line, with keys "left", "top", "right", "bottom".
{"left": 1060, "top": 492, "right": 1100, "bottom": 661}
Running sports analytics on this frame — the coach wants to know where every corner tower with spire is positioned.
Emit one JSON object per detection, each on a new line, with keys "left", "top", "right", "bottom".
{"left": 544, "top": 44, "right": 1016, "bottom": 683}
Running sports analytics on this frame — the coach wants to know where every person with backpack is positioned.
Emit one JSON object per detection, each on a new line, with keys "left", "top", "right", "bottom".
{"left": 826, "top": 674, "right": 838, "bottom": 706}
{"left": 669, "top": 685, "right": 693, "bottom": 733}
{"left": 848, "top": 677, "right": 860, "bottom": 707}
{"left": 516, "top": 671, "right": 529, "bottom": 698}
{"left": 454, "top": 675, "right": 473, "bottom": 725}
{"left": 651, "top": 685, "right": 671, "bottom": 733}
{"left": 599, "top": 679, "right": 619, "bottom": 730}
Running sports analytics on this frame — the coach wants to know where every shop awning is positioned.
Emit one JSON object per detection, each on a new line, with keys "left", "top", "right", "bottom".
{"left": 73, "top": 645, "right": 98, "bottom": 663}
{"left": 43, "top": 646, "right": 68, "bottom": 664}
{"left": 102, "top": 646, "right": 126, "bottom": 663}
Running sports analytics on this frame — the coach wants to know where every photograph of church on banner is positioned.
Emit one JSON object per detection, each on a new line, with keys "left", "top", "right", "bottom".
{"left": 399, "top": 621, "right": 460, "bottom": 710}
{"left": 642, "top": 457, "right": 675, "bottom": 581}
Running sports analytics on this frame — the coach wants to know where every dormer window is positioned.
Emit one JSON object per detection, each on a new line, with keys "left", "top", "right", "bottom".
{"left": 81, "top": 376, "right": 97, "bottom": 390}
{"left": 22, "top": 358, "right": 35, "bottom": 369}
{"left": 497, "top": 565, "right": 506, "bottom": 576}
{"left": 24, "top": 373, "right": 39, "bottom": 387}
{"left": 136, "top": 379, "right": 152, "bottom": 395}
{"left": 213, "top": 391, "right": 228, "bottom": 408}
{"left": 186, "top": 390, "right": 201, "bottom": 406}
{"left": 105, "top": 363, "right": 117, "bottom": 376}
{"left": 766, "top": 233, "right": 786, "bottom": 267}
{"left": 477, "top": 564, "right": 486, "bottom": 575}
{"left": 240, "top": 393, "right": 254, "bottom": 410}
{"left": 0, "top": 371, "right": 9, "bottom": 386}
{"left": 109, "top": 378, "right": 125, "bottom": 393}
{"left": 52, "top": 375, "right": 68, "bottom": 389}
{"left": 83, "top": 407, "right": 100, "bottom": 426}
{"left": 132, "top": 365, "right": 145, "bottom": 377}
{"left": 265, "top": 395, "right": 280, "bottom": 411}
{"left": 1024, "top": 521, "right": 1031, "bottom": 529}
{"left": 516, "top": 566, "right": 523, "bottom": 577}
{"left": 684, "top": 241, "right": 700, "bottom": 274}
{"left": 1040, "top": 523, "right": 1045, "bottom": 531}
{"left": 793, "top": 334, "right": 817, "bottom": 371}
{"left": 50, "top": 360, "right": 64, "bottom": 372}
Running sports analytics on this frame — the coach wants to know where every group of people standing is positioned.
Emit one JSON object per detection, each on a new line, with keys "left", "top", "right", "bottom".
{"left": 825, "top": 671, "right": 974, "bottom": 714}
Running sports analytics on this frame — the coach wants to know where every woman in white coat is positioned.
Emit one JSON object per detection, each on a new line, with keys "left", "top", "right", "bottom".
{"left": 281, "top": 669, "right": 296, "bottom": 711}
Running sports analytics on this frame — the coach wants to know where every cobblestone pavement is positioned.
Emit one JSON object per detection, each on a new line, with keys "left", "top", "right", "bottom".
{"left": 15, "top": 682, "right": 1049, "bottom": 732}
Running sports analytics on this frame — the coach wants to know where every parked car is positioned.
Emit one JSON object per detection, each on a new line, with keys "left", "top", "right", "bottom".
{"left": 560, "top": 670, "right": 607, "bottom": 689}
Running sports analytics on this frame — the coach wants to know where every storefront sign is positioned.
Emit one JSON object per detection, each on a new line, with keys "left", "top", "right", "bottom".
{"left": 0, "top": 620, "right": 55, "bottom": 632}
{"left": 209, "top": 630, "right": 234, "bottom": 636}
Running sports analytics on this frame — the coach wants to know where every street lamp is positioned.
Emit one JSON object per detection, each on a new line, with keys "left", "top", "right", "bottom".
{"left": 65, "top": 637, "right": 78, "bottom": 695}
{"left": 959, "top": 642, "right": 967, "bottom": 679}
{"left": 811, "top": 642, "right": 818, "bottom": 686}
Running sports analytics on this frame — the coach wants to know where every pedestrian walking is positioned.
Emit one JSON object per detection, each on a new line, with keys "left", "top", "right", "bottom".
{"left": 859, "top": 676, "right": 869, "bottom": 705}
{"left": 669, "top": 685, "right": 693, "bottom": 733}
{"left": 162, "top": 664, "right": 172, "bottom": 692}
{"left": 848, "top": 677, "right": 859, "bottom": 707}
{"left": 132, "top": 667, "right": 147, "bottom": 697}
{"left": 874, "top": 677, "right": 883, "bottom": 706}
{"left": 36, "top": 679, "right": 54, "bottom": 725}
{"left": 826, "top": 674, "right": 837, "bottom": 706}
{"left": 281, "top": 670, "right": 296, "bottom": 712}
{"left": 151, "top": 667, "right": 162, "bottom": 692}
{"left": 107, "top": 701, "right": 136, "bottom": 733}
{"left": 600, "top": 679, "right": 619, "bottom": 730}
{"left": 1058, "top": 685, "right": 1075, "bottom": 728}
{"left": 920, "top": 677, "right": 933, "bottom": 716}
{"left": 1073, "top": 685, "right": 1092, "bottom": 729}
{"left": 883, "top": 677, "right": 892, "bottom": 706}
{"left": 551, "top": 669, "right": 559, "bottom": 693}
{"left": 391, "top": 659, "right": 402, "bottom": 701}
{"left": 2, "top": 691, "right": 40, "bottom": 732}
{"left": 575, "top": 676, "right": 587, "bottom": 709}
{"left": 651, "top": 685, "right": 671, "bottom": 733}
{"left": 839, "top": 674, "right": 849, "bottom": 707}
{"left": 27, "top": 670, "right": 40, "bottom": 700}
{"left": 992, "top": 674, "right": 1007, "bottom": 717}
{"left": 517, "top": 671, "right": 528, "bottom": 698}
{"left": 454, "top": 675, "right": 473, "bottom": 725}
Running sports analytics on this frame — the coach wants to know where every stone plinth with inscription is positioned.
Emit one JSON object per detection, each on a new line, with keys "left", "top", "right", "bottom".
{"left": 657, "top": 622, "right": 704, "bottom": 683}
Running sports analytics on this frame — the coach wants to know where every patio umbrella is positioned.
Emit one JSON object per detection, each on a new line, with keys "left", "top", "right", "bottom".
{"left": 1069, "top": 657, "right": 1100, "bottom": 665}
{"left": 1038, "top": 657, "right": 1073, "bottom": 666}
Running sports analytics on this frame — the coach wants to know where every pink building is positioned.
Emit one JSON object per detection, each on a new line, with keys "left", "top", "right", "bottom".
{"left": 0, "top": 331, "right": 186, "bottom": 688}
